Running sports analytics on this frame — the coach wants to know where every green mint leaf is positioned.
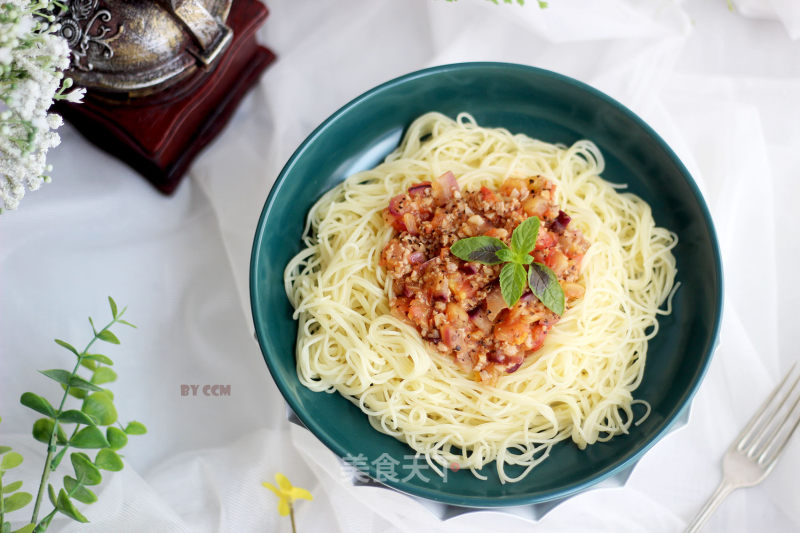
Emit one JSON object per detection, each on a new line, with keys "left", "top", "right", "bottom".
{"left": 108, "top": 296, "right": 118, "bottom": 318}
{"left": 499, "top": 263, "right": 527, "bottom": 308}
{"left": 528, "top": 262, "right": 565, "bottom": 315}
{"left": 32, "top": 418, "right": 67, "bottom": 445}
{"left": 59, "top": 409, "right": 97, "bottom": 426}
{"left": 12, "top": 523, "right": 36, "bottom": 533}
{"left": 106, "top": 427, "right": 128, "bottom": 451}
{"left": 511, "top": 216, "right": 540, "bottom": 256}
{"left": 63, "top": 476, "right": 97, "bottom": 504}
{"left": 54, "top": 339, "right": 79, "bottom": 356}
{"left": 495, "top": 248, "right": 516, "bottom": 263}
{"left": 90, "top": 367, "right": 117, "bottom": 385}
{"left": 95, "top": 449, "right": 123, "bottom": 472}
{"left": 19, "top": 392, "right": 56, "bottom": 418}
{"left": 70, "top": 453, "right": 102, "bottom": 486}
{"left": 84, "top": 354, "right": 113, "bottom": 366}
{"left": 520, "top": 253, "right": 534, "bottom": 265}
{"left": 450, "top": 236, "right": 508, "bottom": 264}
{"left": 0, "top": 446, "right": 9, "bottom": 455}
{"left": 0, "top": 452, "right": 23, "bottom": 471}
{"left": 80, "top": 358, "right": 97, "bottom": 371}
{"left": 81, "top": 393, "right": 117, "bottom": 426}
{"left": 56, "top": 488, "right": 89, "bottom": 523}
{"left": 538, "top": 0, "right": 547, "bottom": 7}
{"left": 2, "top": 491, "right": 32, "bottom": 513}
{"left": 70, "top": 426, "right": 110, "bottom": 449}
{"left": 118, "top": 319, "right": 137, "bottom": 329}
{"left": 123, "top": 421, "right": 147, "bottom": 435}
{"left": 88, "top": 316, "right": 97, "bottom": 334}
{"left": 40, "top": 370, "right": 103, "bottom": 392}
{"left": 96, "top": 329, "right": 120, "bottom": 345}
{"left": 2, "top": 480, "right": 22, "bottom": 494}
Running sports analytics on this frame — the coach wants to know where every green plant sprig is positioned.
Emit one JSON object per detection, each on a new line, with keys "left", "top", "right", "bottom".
{"left": 0, "top": 297, "right": 146, "bottom": 533}
{"left": 1, "top": 417, "right": 34, "bottom": 533}
{"left": 450, "top": 216, "right": 565, "bottom": 314}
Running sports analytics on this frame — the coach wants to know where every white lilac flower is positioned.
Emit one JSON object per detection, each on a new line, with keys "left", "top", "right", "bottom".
{"left": 0, "top": 0, "right": 81, "bottom": 212}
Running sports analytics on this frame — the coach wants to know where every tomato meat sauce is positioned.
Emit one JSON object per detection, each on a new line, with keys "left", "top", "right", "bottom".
{"left": 380, "top": 172, "right": 590, "bottom": 384}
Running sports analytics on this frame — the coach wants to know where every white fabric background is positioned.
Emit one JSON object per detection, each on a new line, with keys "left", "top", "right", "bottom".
{"left": 2, "top": 0, "right": 799, "bottom": 531}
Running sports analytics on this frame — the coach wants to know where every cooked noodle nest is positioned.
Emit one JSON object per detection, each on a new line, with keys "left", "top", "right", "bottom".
{"left": 284, "top": 112, "right": 677, "bottom": 483}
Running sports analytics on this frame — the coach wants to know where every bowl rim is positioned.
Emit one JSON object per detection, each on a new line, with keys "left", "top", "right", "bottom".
{"left": 250, "top": 61, "right": 724, "bottom": 507}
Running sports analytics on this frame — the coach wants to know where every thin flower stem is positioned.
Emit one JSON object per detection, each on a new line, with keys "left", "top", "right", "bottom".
{"left": 289, "top": 503, "right": 296, "bottom": 533}
{"left": 29, "top": 315, "right": 120, "bottom": 525}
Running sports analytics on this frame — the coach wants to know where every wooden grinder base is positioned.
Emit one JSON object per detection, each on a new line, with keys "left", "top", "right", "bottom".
{"left": 58, "top": 0, "right": 275, "bottom": 195}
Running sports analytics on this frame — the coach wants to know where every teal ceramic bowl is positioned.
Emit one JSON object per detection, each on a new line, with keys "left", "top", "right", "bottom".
{"left": 250, "top": 62, "right": 722, "bottom": 507}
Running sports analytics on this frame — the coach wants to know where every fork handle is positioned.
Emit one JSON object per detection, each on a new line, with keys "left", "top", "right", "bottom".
{"left": 684, "top": 479, "right": 736, "bottom": 533}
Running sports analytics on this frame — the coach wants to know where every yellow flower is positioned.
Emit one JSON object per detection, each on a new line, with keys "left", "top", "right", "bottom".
{"left": 262, "top": 473, "right": 313, "bottom": 517}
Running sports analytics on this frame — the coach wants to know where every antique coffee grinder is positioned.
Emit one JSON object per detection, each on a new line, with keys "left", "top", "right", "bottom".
{"left": 56, "top": 0, "right": 275, "bottom": 193}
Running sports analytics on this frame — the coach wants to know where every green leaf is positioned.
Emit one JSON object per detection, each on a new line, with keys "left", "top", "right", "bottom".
{"left": 2, "top": 491, "right": 32, "bottom": 512}
{"left": 96, "top": 330, "right": 119, "bottom": 345}
{"left": 0, "top": 446, "right": 10, "bottom": 455}
{"left": 450, "top": 236, "right": 508, "bottom": 264}
{"left": 65, "top": 385, "right": 88, "bottom": 399}
{"left": 511, "top": 216, "right": 540, "bottom": 256}
{"left": 70, "top": 426, "right": 110, "bottom": 449}
{"left": 500, "top": 263, "right": 527, "bottom": 308}
{"left": 495, "top": 248, "right": 516, "bottom": 263}
{"left": 51, "top": 446, "right": 68, "bottom": 470}
{"left": 54, "top": 339, "right": 79, "bottom": 356}
{"left": 56, "top": 488, "right": 88, "bottom": 523}
{"left": 84, "top": 353, "right": 113, "bottom": 366}
{"left": 91, "top": 367, "right": 117, "bottom": 385}
{"left": 70, "top": 453, "right": 102, "bottom": 486}
{"left": 88, "top": 316, "right": 97, "bottom": 334}
{"left": 19, "top": 392, "right": 56, "bottom": 418}
{"left": 32, "top": 419, "right": 67, "bottom": 445}
{"left": 108, "top": 296, "right": 118, "bottom": 318}
{"left": 47, "top": 483, "right": 57, "bottom": 507}
{"left": 63, "top": 476, "right": 97, "bottom": 504}
{"left": 81, "top": 393, "right": 117, "bottom": 426}
{"left": 0, "top": 452, "right": 23, "bottom": 471}
{"left": 123, "top": 421, "right": 147, "bottom": 435}
{"left": 59, "top": 409, "right": 97, "bottom": 425}
{"left": 2, "top": 521, "right": 10, "bottom": 533}
{"left": 12, "top": 524, "right": 35, "bottom": 533}
{"left": 2, "top": 481, "right": 22, "bottom": 494}
{"left": 80, "top": 358, "right": 97, "bottom": 371}
{"left": 106, "top": 427, "right": 128, "bottom": 450}
{"left": 528, "top": 262, "right": 565, "bottom": 315}
{"left": 40, "top": 370, "right": 103, "bottom": 392}
{"left": 118, "top": 320, "right": 137, "bottom": 329}
{"left": 95, "top": 449, "right": 123, "bottom": 472}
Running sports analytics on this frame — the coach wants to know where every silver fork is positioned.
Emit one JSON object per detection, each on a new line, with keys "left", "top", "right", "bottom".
{"left": 685, "top": 363, "right": 800, "bottom": 533}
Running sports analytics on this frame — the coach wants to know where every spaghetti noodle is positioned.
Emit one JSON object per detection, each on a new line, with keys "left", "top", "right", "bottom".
{"left": 284, "top": 112, "right": 678, "bottom": 482}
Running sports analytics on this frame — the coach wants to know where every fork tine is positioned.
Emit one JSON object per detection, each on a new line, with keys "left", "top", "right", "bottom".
{"left": 757, "top": 381, "right": 800, "bottom": 467}
{"left": 736, "top": 362, "right": 797, "bottom": 452}
{"left": 745, "top": 368, "right": 800, "bottom": 458}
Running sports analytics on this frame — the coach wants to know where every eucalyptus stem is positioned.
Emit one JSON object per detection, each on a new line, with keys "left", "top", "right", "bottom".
{"left": 35, "top": 475, "right": 81, "bottom": 533}
{"left": 29, "top": 316, "right": 118, "bottom": 525}
{"left": 1, "top": 473, "right": 6, "bottom": 526}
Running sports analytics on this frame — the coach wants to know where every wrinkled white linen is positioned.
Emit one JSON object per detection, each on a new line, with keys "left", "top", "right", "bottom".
{"left": 1, "top": 0, "right": 799, "bottom": 532}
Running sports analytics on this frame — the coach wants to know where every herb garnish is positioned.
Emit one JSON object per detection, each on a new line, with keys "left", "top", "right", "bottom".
{"left": 450, "top": 216, "right": 565, "bottom": 314}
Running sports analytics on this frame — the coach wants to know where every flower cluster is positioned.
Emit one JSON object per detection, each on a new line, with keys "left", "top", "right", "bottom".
{"left": 0, "top": 1, "right": 83, "bottom": 212}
